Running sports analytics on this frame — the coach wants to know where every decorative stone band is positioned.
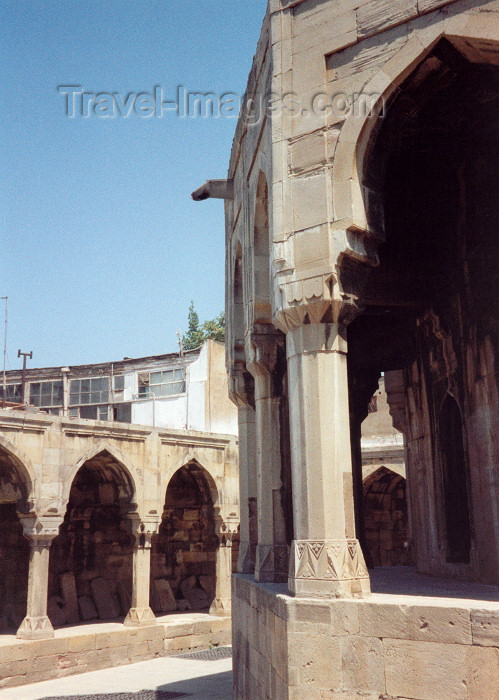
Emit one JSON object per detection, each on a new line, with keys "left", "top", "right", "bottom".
{"left": 289, "top": 539, "right": 371, "bottom": 598}
{"left": 255, "top": 543, "right": 289, "bottom": 584}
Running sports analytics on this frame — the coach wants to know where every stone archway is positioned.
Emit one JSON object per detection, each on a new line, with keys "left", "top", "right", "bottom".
{"left": 363, "top": 467, "right": 408, "bottom": 568}
{"left": 48, "top": 450, "right": 135, "bottom": 627}
{"left": 150, "top": 462, "right": 218, "bottom": 614}
{"left": 0, "top": 447, "right": 31, "bottom": 632}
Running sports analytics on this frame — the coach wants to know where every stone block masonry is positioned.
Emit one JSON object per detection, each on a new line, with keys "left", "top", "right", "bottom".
{"left": 232, "top": 575, "right": 499, "bottom": 700}
{"left": 0, "top": 613, "right": 231, "bottom": 690}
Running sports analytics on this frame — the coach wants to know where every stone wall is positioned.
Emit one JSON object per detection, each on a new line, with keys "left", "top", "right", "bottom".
{"left": 0, "top": 613, "right": 231, "bottom": 689}
{"left": 233, "top": 575, "right": 499, "bottom": 700}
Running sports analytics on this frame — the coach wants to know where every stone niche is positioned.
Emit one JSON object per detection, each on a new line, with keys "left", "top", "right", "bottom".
{"left": 151, "top": 463, "right": 218, "bottom": 612}
{"left": 48, "top": 452, "right": 134, "bottom": 626}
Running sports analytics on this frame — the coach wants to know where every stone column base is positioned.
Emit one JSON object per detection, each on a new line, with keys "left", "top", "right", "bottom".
{"left": 124, "top": 607, "right": 157, "bottom": 626}
{"left": 237, "top": 540, "right": 255, "bottom": 575}
{"left": 289, "top": 538, "right": 371, "bottom": 598}
{"left": 255, "top": 544, "right": 289, "bottom": 583}
{"left": 16, "top": 615, "right": 54, "bottom": 640}
{"left": 210, "top": 597, "right": 231, "bottom": 616}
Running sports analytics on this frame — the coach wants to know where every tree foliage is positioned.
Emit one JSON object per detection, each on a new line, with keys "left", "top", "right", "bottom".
{"left": 181, "top": 302, "right": 225, "bottom": 350}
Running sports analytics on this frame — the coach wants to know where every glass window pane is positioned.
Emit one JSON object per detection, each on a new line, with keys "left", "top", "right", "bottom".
{"left": 52, "top": 383, "right": 63, "bottom": 403}
{"left": 114, "top": 375, "right": 124, "bottom": 391}
{"left": 98, "top": 406, "right": 108, "bottom": 420}
{"left": 70, "top": 380, "right": 80, "bottom": 392}
{"left": 90, "top": 392, "right": 100, "bottom": 403}
{"left": 81, "top": 379, "right": 90, "bottom": 393}
{"left": 69, "top": 407, "right": 78, "bottom": 417}
{"left": 41, "top": 383, "right": 52, "bottom": 397}
{"left": 150, "top": 372, "right": 161, "bottom": 384}
{"left": 30, "top": 383, "right": 40, "bottom": 394}
{"left": 80, "top": 392, "right": 90, "bottom": 405}
{"left": 80, "top": 405, "right": 97, "bottom": 419}
{"left": 174, "top": 369, "right": 184, "bottom": 381}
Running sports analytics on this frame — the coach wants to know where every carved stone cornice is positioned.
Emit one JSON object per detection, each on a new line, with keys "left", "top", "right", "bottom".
{"left": 215, "top": 515, "right": 239, "bottom": 546}
{"left": 129, "top": 516, "right": 159, "bottom": 549}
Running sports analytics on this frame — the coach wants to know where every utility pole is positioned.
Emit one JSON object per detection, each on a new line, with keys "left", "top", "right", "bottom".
{"left": 18, "top": 349, "right": 32, "bottom": 406}
{"left": 1, "top": 297, "right": 7, "bottom": 409}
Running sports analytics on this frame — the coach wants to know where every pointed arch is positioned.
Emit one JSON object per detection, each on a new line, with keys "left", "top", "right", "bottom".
{"left": 0, "top": 435, "right": 37, "bottom": 508}
{"left": 63, "top": 440, "right": 139, "bottom": 508}
{"left": 331, "top": 12, "right": 499, "bottom": 264}
{"left": 253, "top": 171, "right": 271, "bottom": 324}
{"left": 165, "top": 458, "right": 221, "bottom": 508}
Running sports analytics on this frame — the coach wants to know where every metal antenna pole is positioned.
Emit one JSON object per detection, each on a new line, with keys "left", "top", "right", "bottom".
{"left": 18, "top": 349, "right": 33, "bottom": 406}
{"left": 1, "top": 297, "right": 7, "bottom": 409}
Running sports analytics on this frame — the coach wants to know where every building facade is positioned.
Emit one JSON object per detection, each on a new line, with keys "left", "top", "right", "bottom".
{"left": 0, "top": 340, "right": 237, "bottom": 435}
{"left": 194, "top": 0, "right": 499, "bottom": 697}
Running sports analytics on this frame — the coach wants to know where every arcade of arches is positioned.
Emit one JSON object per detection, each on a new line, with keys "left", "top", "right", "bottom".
{"left": 215, "top": 1, "right": 499, "bottom": 697}
{"left": 0, "top": 417, "right": 238, "bottom": 640}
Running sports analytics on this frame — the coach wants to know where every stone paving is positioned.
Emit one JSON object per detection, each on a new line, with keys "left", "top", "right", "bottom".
{"left": 0, "top": 650, "right": 232, "bottom": 700}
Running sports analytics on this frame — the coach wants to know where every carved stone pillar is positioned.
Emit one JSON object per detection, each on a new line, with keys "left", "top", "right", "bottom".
{"left": 229, "top": 369, "right": 257, "bottom": 575}
{"left": 124, "top": 520, "right": 157, "bottom": 626}
{"left": 17, "top": 515, "right": 61, "bottom": 640}
{"left": 286, "top": 323, "right": 370, "bottom": 597}
{"left": 210, "top": 517, "right": 238, "bottom": 615}
{"left": 247, "top": 329, "right": 288, "bottom": 583}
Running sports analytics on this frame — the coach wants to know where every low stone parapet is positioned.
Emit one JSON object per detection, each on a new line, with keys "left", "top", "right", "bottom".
{"left": 232, "top": 574, "right": 499, "bottom": 699}
{"left": 0, "top": 613, "right": 231, "bottom": 690}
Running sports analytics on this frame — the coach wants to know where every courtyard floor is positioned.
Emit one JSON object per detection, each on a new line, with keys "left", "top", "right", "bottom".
{"left": 0, "top": 647, "right": 232, "bottom": 700}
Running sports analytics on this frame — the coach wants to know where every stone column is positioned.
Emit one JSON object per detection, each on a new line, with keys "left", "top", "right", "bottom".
{"left": 124, "top": 520, "right": 157, "bottom": 626}
{"left": 17, "top": 516, "right": 61, "bottom": 640}
{"left": 248, "top": 330, "right": 288, "bottom": 583}
{"left": 229, "top": 369, "right": 257, "bottom": 575}
{"left": 286, "top": 323, "right": 370, "bottom": 597}
{"left": 210, "top": 517, "right": 238, "bottom": 615}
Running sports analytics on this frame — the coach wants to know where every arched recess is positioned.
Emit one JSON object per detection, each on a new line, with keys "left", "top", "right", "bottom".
{"left": 332, "top": 13, "right": 499, "bottom": 261}
{"left": 48, "top": 450, "right": 136, "bottom": 627}
{"left": 363, "top": 467, "right": 408, "bottom": 568}
{"left": 344, "top": 16, "right": 499, "bottom": 581}
{"left": 0, "top": 446, "right": 32, "bottom": 631}
{"left": 150, "top": 461, "right": 218, "bottom": 614}
{"left": 438, "top": 394, "right": 471, "bottom": 564}
{"left": 232, "top": 241, "right": 245, "bottom": 363}
{"left": 253, "top": 171, "right": 271, "bottom": 324}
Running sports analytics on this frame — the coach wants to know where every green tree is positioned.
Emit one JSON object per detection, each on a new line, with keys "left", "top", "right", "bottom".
{"left": 182, "top": 302, "right": 205, "bottom": 350}
{"left": 202, "top": 311, "right": 225, "bottom": 344}
{"left": 181, "top": 304, "right": 225, "bottom": 350}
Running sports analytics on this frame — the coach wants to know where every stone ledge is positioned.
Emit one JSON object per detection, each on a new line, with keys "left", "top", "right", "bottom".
{"left": 0, "top": 614, "right": 231, "bottom": 690}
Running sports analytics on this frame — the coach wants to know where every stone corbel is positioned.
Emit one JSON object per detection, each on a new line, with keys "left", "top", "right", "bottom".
{"left": 228, "top": 367, "right": 255, "bottom": 408}
{"left": 246, "top": 325, "right": 283, "bottom": 382}
{"left": 385, "top": 370, "right": 408, "bottom": 436}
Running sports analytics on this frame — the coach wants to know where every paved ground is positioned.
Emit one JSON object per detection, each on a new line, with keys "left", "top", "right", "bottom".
{"left": 0, "top": 650, "right": 232, "bottom": 700}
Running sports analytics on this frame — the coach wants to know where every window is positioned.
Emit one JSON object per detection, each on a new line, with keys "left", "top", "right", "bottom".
{"left": 113, "top": 403, "right": 131, "bottom": 423}
{"left": 79, "top": 405, "right": 109, "bottom": 421}
{"left": 29, "top": 381, "right": 63, "bottom": 408}
{"left": 138, "top": 369, "right": 185, "bottom": 398}
{"left": 0, "top": 384, "right": 22, "bottom": 402}
{"left": 70, "top": 377, "right": 109, "bottom": 405}
{"left": 113, "top": 375, "right": 125, "bottom": 392}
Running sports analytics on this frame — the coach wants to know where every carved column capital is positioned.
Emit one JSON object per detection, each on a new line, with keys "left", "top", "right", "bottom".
{"left": 273, "top": 265, "right": 368, "bottom": 334}
{"left": 215, "top": 515, "right": 239, "bottom": 546}
{"left": 18, "top": 514, "right": 62, "bottom": 546}
{"left": 129, "top": 516, "right": 159, "bottom": 549}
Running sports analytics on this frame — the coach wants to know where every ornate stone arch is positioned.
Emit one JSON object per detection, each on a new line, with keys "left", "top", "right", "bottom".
{"left": 0, "top": 434, "right": 37, "bottom": 508}
{"left": 164, "top": 457, "right": 222, "bottom": 509}
{"left": 62, "top": 440, "right": 139, "bottom": 510}
{"left": 331, "top": 11, "right": 499, "bottom": 267}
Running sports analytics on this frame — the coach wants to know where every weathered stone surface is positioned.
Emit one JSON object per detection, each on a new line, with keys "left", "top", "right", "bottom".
{"left": 152, "top": 579, "right": 177, "bottom": 613}
{"left": 77, "top": 596, "right": 98, "bottom": 621}
{"left": 466, "top": 645, "right": 499, "bottom": 700}
{"left": 59, "top": 572, "right": 79, "bottom": 624}
{"left": 340, "top": 635, "right": 385, "bottom": 695}
{"left": 356, "top": 0, "right": 418, "bottom": 38}
{"left": 471, "top": 609, "right": 499, "bottom": 647}
{"left": 384, "top": 638, "right": 468, "bottom": 699}
{"left": 90, "top": 578, "right": 120, "bottom": 620}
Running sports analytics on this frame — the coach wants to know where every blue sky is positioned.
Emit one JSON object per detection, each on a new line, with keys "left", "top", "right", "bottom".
{"left": 1, "top": 0, "right": 267, "bottom": 369}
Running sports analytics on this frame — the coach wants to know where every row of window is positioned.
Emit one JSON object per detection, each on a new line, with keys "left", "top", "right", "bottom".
{"left": 0, "top": 369, "right": 186, "bottom": 409}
